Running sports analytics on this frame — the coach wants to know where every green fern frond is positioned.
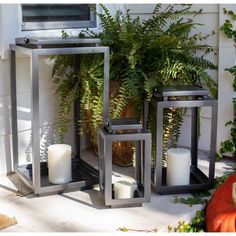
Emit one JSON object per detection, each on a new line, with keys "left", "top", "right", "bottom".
{"left": 51, "top": 4, "right": 217, "bottom": 161}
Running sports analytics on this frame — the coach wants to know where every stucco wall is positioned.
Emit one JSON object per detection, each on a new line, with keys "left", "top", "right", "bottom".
{"left": 0, "top": 4, "right": 235, "bottom": 175}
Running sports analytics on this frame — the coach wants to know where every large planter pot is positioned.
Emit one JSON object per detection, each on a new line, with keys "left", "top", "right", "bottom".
{"left": 86, "top": 80, "right": 136, "bottom": 167}
{"left": 112, "top": 103, "right": 135, "bottom": 166}
{"left": 109, "top": 81, "right": 136, "bottom": 166}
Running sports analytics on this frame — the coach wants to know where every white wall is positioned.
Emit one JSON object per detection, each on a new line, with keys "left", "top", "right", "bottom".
{"left": 217, "top": 4, "right": 236, "bottom": 153}
{"left": 0, "top": 59, "right": 11, "bottom": 174}
{"left": 0, "top": 4, "right": 235, "bottom": 175}
{"left": 0, "top": 4, "right": 21, "bottom": 59}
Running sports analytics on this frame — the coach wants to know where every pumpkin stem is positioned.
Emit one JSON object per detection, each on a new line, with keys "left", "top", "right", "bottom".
{"left": 233, "top": 182, "right": 236, "bottom": 206}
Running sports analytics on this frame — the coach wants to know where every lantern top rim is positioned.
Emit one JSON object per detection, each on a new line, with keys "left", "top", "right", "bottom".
{"left": 154, "top": 85, "right": 208, "bottom": 98}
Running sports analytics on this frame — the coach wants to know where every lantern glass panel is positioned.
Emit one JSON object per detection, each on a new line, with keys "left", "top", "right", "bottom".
{"left": 111, "top": 140, "right": 145, "bottom": 200}
{"left": 16, "top": 78, "right": 32, "bottom": 166}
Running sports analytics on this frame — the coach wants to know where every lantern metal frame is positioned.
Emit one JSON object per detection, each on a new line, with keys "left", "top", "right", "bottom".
{"left": 98, "top": 123, "right": 151, "bottom": 207}
{"left": 145, "top": 85, "right": 218, "bottom": 194}
{"left": 10, "top": 37, "right": 110, "bottom": 195}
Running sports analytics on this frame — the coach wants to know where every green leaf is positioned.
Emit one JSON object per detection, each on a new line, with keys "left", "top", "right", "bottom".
{"left": 118, "top": 227, "right": 129, "bottom": 232}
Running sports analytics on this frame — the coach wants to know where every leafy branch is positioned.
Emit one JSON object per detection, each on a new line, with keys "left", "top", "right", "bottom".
{"left": 218, "top": 8, "right": 236, "bottom": 160}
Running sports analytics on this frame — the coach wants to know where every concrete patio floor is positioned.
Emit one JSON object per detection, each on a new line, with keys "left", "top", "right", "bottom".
{"left": 0, "top": 149, "right": 235, "bottom": 233}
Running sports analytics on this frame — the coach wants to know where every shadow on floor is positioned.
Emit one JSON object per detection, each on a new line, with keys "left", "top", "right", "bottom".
{"left": 60, "top": 188, "right": 109, "bottom": 210}
{"left": 0, "top": 183, "right": 18, "bottom": 194}
{"left": 0, "top": 173, "right": 33, "bottom": 197}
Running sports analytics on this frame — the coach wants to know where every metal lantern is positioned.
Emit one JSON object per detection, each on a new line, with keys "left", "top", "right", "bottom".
{"left": 10, "top": 37, "right": 110, "bottom": 195}
{"left": 98, "top": 119, "right": 151, "bottom": 207}
{"left": 146, "top": 85, "right": 218, "bottom": 194}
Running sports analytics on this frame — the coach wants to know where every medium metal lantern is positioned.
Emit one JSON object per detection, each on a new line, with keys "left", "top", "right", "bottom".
{"left": 98, "top": 119, "right": 151, "bottom": 207}
{"left": 146, "top": 85, "right": 218, "bottom": 194}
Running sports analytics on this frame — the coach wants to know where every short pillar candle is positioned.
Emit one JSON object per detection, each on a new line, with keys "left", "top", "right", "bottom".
{"left": 48, "top": 144, "right": 72, "bottom": 184}
{"left": 166, "top": 148, "right": 191, "bottom": 186}
{"left": 114, "top": 181, "right": 135, "bottom": 199}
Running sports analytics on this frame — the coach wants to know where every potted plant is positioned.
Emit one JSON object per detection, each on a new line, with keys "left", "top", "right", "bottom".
{"left": 51, "top": 4, "right": 217, "bottom": 166}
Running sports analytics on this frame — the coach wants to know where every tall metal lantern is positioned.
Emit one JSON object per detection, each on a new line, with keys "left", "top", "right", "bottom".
{"left": 146, "top": 85, "right": 217, "bottom": 194}
{"left": 10, "top": 37, "right": 110, "bottom": 195}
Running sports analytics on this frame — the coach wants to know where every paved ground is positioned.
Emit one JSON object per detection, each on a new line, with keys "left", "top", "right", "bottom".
{"left": 0, "top": 150, "right": 235, "bottom": 233}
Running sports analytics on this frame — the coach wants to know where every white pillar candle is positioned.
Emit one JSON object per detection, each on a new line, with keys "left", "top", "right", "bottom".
{"left": 166, "top": 148, "right": 191, "bottom": 186}
{"left": 48, "top": 144, "right": 72, "bottom": 184}
{"left": 114, "top": 181, "right": 135, "bottom": 199}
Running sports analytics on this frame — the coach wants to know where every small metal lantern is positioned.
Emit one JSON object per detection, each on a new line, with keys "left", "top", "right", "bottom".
{"left": 146, "top": 85, "right": 217, "bottom": 194}
{"left": 98, "top": 118, "right": 151, "bottom": 207}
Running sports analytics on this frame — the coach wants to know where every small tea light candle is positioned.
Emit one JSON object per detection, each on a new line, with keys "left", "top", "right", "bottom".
{"left": 167, "top": 148, "right": 191, "bottom": 186}
{"left": 114, "top": 180, "right": 136, "bottom": 199}
{"left": 48, "top": 144, "right": 72, "bottom": 184}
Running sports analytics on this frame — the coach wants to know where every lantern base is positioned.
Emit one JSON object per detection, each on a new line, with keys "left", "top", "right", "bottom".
{"left": 152, "top": 167, "right": 213, "bottom": 195}
{"left": 111, "top": 203, "right": 142, "bottom": 208}
{"left": 15, "top": 158, "right": 99, "bottom": 194}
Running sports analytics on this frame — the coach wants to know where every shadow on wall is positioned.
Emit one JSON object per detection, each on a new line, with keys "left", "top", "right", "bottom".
{"left": 25, "top": 121, "right": 61, "bottom": 163}
{"left": 25, "top": 121, "right": 74, "bottom": 162}
{"left": 8, "top": 94, "right": 75, "bottom": 168}
{"left": 0, "top": 98, "right": 63, "bottom": 172}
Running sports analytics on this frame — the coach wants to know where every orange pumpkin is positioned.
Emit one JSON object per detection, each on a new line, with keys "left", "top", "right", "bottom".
{"left": 206, "top": 173, "right": 236, "bottom": 232}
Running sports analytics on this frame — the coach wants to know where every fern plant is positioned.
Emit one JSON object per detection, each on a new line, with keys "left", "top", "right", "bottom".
{"left": 51, "top": 4, "right": 217, "bottom": 165}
